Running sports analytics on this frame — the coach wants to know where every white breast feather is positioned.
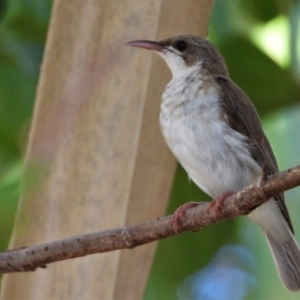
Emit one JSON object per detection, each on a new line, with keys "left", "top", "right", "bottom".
{"left": 160, "top": 70, "right": 261, "bottom": 198}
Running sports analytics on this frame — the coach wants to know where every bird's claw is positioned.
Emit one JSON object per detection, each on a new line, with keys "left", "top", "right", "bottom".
{"left": 172, "top": 202, "right": 202, "bottom": 234}
{"left": 207, "top": 190, "right": 234, "bottom": 221}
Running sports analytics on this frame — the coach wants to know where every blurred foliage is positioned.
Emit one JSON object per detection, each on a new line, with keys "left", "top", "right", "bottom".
{"left": 0, "top": 0, "right": 300, "bottom": 299}
{"left": 237, "top": 0, "right": 290, "bottom": 22}
{"left": 218, "top": 36, "right": 300, "bottom": 113}
{"left": 0, "top": 0, "right": 51, "bottom": 253}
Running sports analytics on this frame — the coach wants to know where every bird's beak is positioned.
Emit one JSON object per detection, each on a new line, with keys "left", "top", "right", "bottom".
{"left": 126, "top": 40, "right": 164, "bottom": 52}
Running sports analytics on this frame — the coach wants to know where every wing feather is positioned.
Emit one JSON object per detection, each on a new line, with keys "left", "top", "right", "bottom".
{"left": 215, "top": 76, "right": 293, "bottom": 232}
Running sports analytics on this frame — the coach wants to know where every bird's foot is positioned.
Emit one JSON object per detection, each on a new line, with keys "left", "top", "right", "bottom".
{"left": 172, "top": 202, "right": 204, "bottom": 234}
{"left": 207, "top": 190, "right": 235, "bottom": 220}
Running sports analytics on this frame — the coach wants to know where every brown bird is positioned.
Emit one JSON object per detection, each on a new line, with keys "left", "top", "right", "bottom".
{"left": 127, "top": 35, "right": 300, "bottom": 291}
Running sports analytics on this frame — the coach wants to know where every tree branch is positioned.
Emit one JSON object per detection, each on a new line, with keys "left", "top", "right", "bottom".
{"left": 1, "top": 165, "right": 300, "bottom": 274}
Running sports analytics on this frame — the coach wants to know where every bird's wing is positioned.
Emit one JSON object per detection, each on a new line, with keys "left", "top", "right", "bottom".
{"left": 215, "top": 76, "right": 293, "bottom": 232}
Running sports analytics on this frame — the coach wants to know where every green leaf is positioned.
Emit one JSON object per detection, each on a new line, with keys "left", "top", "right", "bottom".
{"left": 236, "top": 0, "right": 289, "bottom": 23}
{"left": 217, "top": 36, "right": 300, "bottom": 115}
{"left": 2, "top": 0, "right": 52, "bottom": 42}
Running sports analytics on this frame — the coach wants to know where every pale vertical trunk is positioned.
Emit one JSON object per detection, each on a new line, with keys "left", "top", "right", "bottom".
{"left": 0, "top": 1, "right": 212, "bottom": 299}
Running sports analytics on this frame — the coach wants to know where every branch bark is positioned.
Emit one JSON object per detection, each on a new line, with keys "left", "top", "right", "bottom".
{"left": 1, "top": 164, "right": 300, "bottom": 274}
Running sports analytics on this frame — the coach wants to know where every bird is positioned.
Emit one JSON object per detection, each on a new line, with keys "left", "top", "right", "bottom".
{"left": 127, "top": 35, "right": 300, "bottom": 291}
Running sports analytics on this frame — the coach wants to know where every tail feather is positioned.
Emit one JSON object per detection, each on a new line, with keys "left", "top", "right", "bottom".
{"left": 265, "top": 231, "right": 300, "bottom": 292}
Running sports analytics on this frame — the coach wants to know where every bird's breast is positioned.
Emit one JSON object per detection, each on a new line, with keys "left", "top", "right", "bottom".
{"left": 160, "top": 72, "right": 260, "bottom": 197}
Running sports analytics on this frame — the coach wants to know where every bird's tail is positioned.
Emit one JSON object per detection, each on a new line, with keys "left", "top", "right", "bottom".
{"left": 264, "top": 230, "right": 300, "bottom": 291}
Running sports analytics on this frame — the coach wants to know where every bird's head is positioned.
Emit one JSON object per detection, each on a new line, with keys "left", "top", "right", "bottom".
{"left": 127, "top": 35, "right": 228, "bottom": 78}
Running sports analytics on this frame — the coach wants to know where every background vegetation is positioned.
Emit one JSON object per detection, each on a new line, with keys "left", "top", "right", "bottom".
{"left": 0, "top": 0, "right": 299, "bottom": 299}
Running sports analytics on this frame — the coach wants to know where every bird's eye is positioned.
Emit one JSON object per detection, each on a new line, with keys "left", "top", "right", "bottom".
{"left": 174, "top": 40, "right": 187, "bottom": 52}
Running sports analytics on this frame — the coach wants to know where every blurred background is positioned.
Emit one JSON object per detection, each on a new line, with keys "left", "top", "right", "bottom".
{"left": 0, "top": 0, "right": 299, "bottom": 299}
